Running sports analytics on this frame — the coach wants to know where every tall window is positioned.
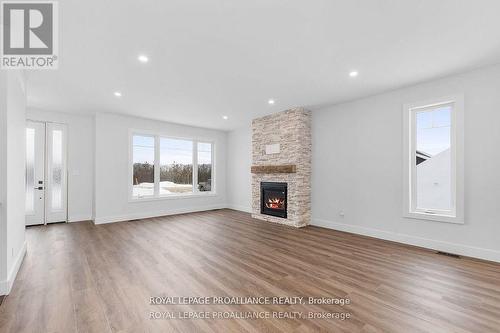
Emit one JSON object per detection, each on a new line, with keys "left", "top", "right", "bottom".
{"left": 131, "top": 133, "right": 215, "bottom": 199}
{"left": 403, "top": 96, "right": 464, "bottom": 223}
{"left": 197, "top": 142, "right": 212, "bottom": 192}
{"left": 132, "top": 135, "right": 155, "bottom": 197}
{"left": 26, "top": 128, "right": 35, "bottom": 213}
{"left": 415, "top": 104, "right": 452, "bottom": 212}
{"left": 51, "top": 130, "right": 64, "bottom": 210}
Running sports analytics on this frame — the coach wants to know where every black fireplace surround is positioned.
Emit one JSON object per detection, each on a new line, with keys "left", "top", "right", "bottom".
{"left": 260, "top": 182, "right": 287, "bottom": 218}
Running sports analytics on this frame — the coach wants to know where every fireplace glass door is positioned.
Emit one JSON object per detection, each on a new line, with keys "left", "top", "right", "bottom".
{"left": 261, "top": 182, "right": 287, "bottom": 218}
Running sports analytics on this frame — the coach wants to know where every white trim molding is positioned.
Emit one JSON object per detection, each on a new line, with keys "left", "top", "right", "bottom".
{"left": 68, "top": 214, "right": 93, "bottom": 222}
{"left": 402, "top": 94, "right": 465, "bottom": 224}
{"left": 0, "top": 241, "right": 27, "bottom": 295}
{"left": 311, "top": 218, "right": 500, "bottom": 263}
{"left": 93, "top": 204, "right": 226, "bottom": 225}
{"left": 128, "top": 192, "right": 217, "bottom": 203}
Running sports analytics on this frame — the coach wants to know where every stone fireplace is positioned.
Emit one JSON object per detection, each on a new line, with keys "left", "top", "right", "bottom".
{"left": 251, "top": 108, "right": 311, "bottom": 227}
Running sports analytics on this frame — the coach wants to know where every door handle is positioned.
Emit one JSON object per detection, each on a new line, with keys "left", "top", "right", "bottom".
{"left": 35, "top": 187, "right": 44, "bottom": 190}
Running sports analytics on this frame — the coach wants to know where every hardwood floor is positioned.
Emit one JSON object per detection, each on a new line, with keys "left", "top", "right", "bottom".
{"left": 1, "top": 209, "right": 500, "bottom": 332}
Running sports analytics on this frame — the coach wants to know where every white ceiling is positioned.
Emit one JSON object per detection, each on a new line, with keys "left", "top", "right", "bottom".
{"left": 27, "top": 0, "right": 500, "bottom": 131}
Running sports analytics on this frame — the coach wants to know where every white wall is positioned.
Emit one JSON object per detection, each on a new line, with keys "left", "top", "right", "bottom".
{"left": 26, "top": 109, "right": 94, "bottom": 222}
{"left": 312, "top": 64, "right": 500, "bottom": 262}
{"left": 0, "top": 71, "right": 27, "bottom": 295}
{"left": 94, "top": 113, "right": 228, "bottom": 223}
{"left": 0, "top": 72, "right": 7, "bottom": 289}
{"left": 6, "top": 72, "right": 27, "bottom": 278}
{"left": 227, "top": 125, "right": 252, "bottom": 212}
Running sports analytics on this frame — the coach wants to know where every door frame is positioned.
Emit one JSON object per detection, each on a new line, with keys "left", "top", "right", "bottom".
{"left": 26, "top": 119, "right": 69, "bottom": 225}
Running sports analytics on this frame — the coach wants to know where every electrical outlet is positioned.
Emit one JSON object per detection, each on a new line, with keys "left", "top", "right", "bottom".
{"left": 339, "top": 211, "right": 345, "bottom": 217}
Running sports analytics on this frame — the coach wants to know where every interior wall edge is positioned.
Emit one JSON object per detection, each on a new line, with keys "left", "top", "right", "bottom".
{"left": 226, "top": 204, "right": 252, "bottom": 213}
{"left": 0, "top": 240, "right": 26, "bottom": 296}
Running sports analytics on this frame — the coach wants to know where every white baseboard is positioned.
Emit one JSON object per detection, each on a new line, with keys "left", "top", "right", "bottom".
{"left": 226, "top": 204, "right": 252, "bottom": 213}
{"left": 312, "top": 218, "right": 500, "bottom": 263}
{"left": 68, "top": 214, "right": 93, "bottom": 223}
{"left": 0, "top": 241, "right": 27, "bottom": 295}
{"left": 93, "top": 204, "right": 227, "bottom": 225}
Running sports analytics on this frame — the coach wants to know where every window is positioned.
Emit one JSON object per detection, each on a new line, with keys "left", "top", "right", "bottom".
{"left": 26, "top": 128, "right": 35, "bottom": 213}
{"left": 132, "top": 135, "right": 156, "bottom": 197}
{"left": 51, "top": 130, "right": 64, "bottom": 210}
{"left": 131, "top": 133, "right": 215, "bottom": 199}
{"left": 197, "top": 142, "right": 212, "bottom": 192}
{"left": 160, "top": 138, "right": 193, "bottom": 195}
{"left": 403, "top": 96, "right": 464, "bottom": 223}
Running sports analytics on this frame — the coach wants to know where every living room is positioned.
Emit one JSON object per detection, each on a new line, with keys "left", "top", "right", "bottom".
{"left": 1, "top": 1, "right": 499, "bottom": 332}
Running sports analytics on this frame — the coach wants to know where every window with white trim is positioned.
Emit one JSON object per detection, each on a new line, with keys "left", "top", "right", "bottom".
{"left": 403, "top": 96, "right": 464, "bottom": 223}
{"left": 131, "top": 133, "right": 215, "bottom": 199}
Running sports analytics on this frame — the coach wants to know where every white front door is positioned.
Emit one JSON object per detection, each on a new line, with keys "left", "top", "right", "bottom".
{"left": 25, "top": 121, "right": 46, "bottom": 226}
{"left": 25, "top": 121, "right": 68, "bottom": 226}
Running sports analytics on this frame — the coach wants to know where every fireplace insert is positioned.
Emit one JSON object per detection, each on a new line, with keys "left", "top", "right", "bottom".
{"left": 261, "top": 182, "right": 287, "bottom": 218}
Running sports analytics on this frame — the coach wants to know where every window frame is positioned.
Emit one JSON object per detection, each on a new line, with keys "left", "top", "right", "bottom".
{"left": 402, "top": 95, "right": 464, "bottom": 224}
{"left": 129, "top": 130, "right": 216, "bottom": 201}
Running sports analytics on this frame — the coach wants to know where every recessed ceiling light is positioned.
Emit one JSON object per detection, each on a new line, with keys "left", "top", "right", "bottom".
{"left": 268, "top": 99, "right": 275, "bottom": 105}
{"left": 222, "top": 115, "right": 228, "bottom": 120}
{"left": 114, "top": 91, "right": 122, "bottom": 97}
{"left": 349, "top": 71, "right": 359, "bottom": 77}
{"left": 138, "top": 55, "right": 149, "bottom": 63}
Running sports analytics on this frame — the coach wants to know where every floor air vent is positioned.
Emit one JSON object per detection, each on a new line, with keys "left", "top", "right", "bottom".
{"left": 437, "top": 251, "right": 461, "bottom": 258}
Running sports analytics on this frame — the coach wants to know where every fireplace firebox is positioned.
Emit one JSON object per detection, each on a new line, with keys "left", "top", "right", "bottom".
{"left": 261, "top": 182, "right": 287, "bottom": 218}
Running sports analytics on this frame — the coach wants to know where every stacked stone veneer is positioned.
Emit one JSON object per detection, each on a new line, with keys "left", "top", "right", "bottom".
{"left": 251, "top": 108, "right": 311, "bottom": 227}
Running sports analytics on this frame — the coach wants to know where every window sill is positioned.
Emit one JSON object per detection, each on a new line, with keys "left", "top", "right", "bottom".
{"left": 404, "top": 211, "right": 464, "bottom": 224}
{"left": 129, "top": 192, "right": 217, "bottom": 203}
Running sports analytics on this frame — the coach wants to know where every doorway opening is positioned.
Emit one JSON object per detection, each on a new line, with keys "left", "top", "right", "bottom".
{"left": 25, "top": 120, "right": 68, "bottom": 226}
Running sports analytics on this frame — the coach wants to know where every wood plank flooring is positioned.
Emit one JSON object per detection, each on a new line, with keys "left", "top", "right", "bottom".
{"left": 1, "top": 209, "right": 500, "bottom": 332}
